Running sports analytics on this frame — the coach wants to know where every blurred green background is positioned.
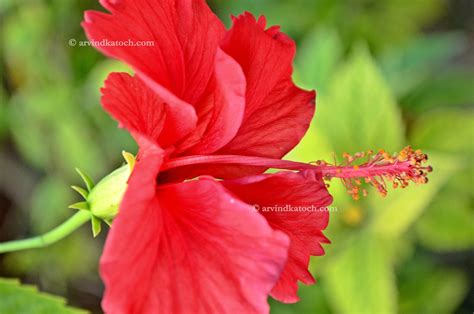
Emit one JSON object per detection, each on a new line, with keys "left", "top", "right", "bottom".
{"left": 0, "top": 0, "right": 473, "bottom": 313}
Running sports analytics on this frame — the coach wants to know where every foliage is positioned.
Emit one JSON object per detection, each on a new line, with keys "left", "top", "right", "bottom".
{"left": 0, "top": 278, "right": 86, "bottom": 314}
{"left": 212, "top": 0, "right": 444, "bottom": 52}
{"left": 284, "top": 26, "right": 472, "bottom": 314}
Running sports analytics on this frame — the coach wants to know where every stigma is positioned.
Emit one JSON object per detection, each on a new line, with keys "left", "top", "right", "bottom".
{"left": 316, "top": 146, "right": 432, "bottom": 200}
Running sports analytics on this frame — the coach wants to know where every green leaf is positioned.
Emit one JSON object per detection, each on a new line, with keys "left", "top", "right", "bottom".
{"left": 398, "top": 259, "right": 469, "bottom": 314}
{"left": 408, "top": 110, "right": 473, "bottom": 250}
{"left": 401, "top": 70, "right": 474, "bottom": 112}
{"left": 324, "top": 231, "right": 397, "bottom": 314}
{"left": 410, "top": 109, "right": 474, "bottom": 155}
{"left": 0, "top": 0, "right": 15, "bottom": 13}
{"left": 269, "top": 282, "right": 331, "bottom": 314}
{"left": 415, "top": 179, "right": 474, "bottom": 251}
{"left": 410, "top": 108, "right": 474, "bottom": 195}
{"left": 3, "top": 3, "right": 64, "bottom": 87}
{"left": 369, "top": 153, "right": 460, "bottom": 237}
{"left": 296, "top": 27, "right": 343, "bottom": 93}
{"left": 8, "top": 88, "right": 106, "bottom": 178}
{"left": 312, "top": 45, "right": 404, "bottom": 156}
{"left": 379, "top": 32, "right": 467, "bottom": 97}
{"left": 0, "top": 277, "right": 87, "bottom": 314}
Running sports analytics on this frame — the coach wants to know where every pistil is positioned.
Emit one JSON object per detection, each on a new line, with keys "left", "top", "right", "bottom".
{"left": 162, "top": 146, "right": 432, "bottom": 200}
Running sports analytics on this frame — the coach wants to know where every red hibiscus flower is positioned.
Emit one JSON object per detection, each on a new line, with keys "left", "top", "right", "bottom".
{"left": 82, "top": 1, "right": 431, "bottom": 313}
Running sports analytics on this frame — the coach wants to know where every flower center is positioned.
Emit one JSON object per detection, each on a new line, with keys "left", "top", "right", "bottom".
{"left": 162, "top": 146, "right": 432, "bottom": 200}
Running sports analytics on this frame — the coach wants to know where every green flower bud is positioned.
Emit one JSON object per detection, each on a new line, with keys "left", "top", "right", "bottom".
{"left": 87, "top": 164, "right": 132, "bottom": 220}
{"left": 87, "top": 152, "right": 135, "bottom": 220}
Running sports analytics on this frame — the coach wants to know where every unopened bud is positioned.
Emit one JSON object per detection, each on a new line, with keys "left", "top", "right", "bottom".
{"left": 87, "top": 164, "right": 131, "bottom": 220}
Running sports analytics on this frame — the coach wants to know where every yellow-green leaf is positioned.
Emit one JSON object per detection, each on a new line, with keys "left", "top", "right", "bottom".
{"left": 0, "top": 278, "right": 87, "bottom": 314}
{"left": 325, "top": 231, "right": 397, "bottom": 314}
{"left": 369, "top": 153, "right": 459, "bottom": 237}
{"left": 308, "top": 45, "right": 404, "bottom": 158}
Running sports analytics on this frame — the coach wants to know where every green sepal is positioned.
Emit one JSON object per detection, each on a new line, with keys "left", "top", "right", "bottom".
{"left": 103, "top": 218, "right": 113, "bottom": 228}
{"left": 71, "top": 185, "right": 88, "bottom": 200}
{"left": 91, "top": 216, "right": 102, "bottom": 237}
{"left": 75, "top": 168, "right": 95, "bottom": 192}
{"left": 68, "top": 201, "right": 89, "bottom": 211}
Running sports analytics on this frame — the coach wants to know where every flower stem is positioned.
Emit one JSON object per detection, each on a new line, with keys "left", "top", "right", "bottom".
{"left": 0, "top": 210, "right": 91, "bottom": 254}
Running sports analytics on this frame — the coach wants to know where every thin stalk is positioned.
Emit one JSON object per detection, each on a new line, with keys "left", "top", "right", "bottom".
{"left": 0, "top": 210, "right": 90, "bottom": 254}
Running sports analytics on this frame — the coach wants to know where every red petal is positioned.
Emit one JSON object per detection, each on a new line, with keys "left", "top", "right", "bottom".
{"left": 223, "top": 170, "right": 333, "bottom": 303}
{"left": 160, "top": 13, "right": 315, "bottom": 181}
{"left": 101, "top": 152, "right": 290, "bottom": 313}
{"left": 85, "top": 2, "right": 246, "bottom": 154}
{"left": 174, "top": 48, "right": 246, "bottom": 155}
{"left": 82, "top": 0, "right": 224, "bottom": 104}
{"left": 99, "top": 136, "right": 163, "bottom": 312}
{"left": 101, "top": 72, "right": 197, "bottom": 147}
{"left": 218, "top": 13, "right": 315, "bottom": 160}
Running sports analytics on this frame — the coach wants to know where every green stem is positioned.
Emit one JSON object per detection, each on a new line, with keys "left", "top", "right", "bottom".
{"left": 0, "top": 210, "right": 90, "bottom": 254}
